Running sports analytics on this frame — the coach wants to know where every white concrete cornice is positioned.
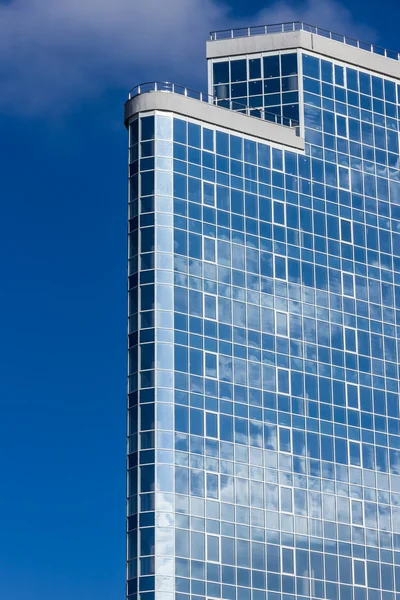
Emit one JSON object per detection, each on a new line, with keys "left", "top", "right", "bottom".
{"left": 207, "top": 30, "right": 400, "bottom": 81}
{"left": 124, "top": 91, "right": 305, "bottom": 151}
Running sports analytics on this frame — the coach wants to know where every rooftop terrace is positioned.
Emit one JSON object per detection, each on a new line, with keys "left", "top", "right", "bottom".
{"left": 128, "top": 81, "right": 299, "bottom": 130}
{"left": 210, "top": 21, "right": 400, "bottom": 63}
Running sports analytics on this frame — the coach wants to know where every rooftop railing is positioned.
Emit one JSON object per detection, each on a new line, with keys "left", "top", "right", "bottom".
{"left": 128, "top": 81, "right": 300, "bottom": 130}
{"left": 210, "top": 21, "right": 400, "bottom": 62}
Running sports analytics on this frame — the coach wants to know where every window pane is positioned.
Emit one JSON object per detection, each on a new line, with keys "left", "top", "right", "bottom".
{"left": 281, "top": 53, "right": 298, "bottom": 76}
{"left": 206, "top": 412, "right": 218, "bottom": 438}
{"left": 230, "top": 59, "right": 247, "bottom": 82}
{"left": 249, "top": 58, "right": 261, "bottom": 80}
{"left": 213, "top": 61, "right": 229, "bottom": 84}
{"left": 263, "top": 55, "right": 280, "bottom": 78}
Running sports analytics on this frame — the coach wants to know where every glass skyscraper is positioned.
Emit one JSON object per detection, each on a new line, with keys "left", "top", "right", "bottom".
{"left": 125, "top": 22, "right": 400, "bottom": 600}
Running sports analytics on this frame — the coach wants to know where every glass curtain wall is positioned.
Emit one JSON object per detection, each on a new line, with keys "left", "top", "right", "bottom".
{"left": 127, "top": 49, "right": 400, "bottom": 600}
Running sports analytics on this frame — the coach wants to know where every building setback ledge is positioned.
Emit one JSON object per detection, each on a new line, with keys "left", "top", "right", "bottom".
{"left": 207, "top": 30, "right": 400, "bottom": 81}
{"left": 124, "top": 91, "right": 305, "bottom": 151}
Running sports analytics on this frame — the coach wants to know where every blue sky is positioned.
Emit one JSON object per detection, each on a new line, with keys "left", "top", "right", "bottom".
{"left": 0, "top": 0, "right": 398, "bottom": 598}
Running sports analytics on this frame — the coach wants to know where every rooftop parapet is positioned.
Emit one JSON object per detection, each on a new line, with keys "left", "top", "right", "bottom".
{"left": 128, "top": 81, "right": 299, "bottom": 130}
{"left": 209, "top": 21, "right": 400, "bottom": 62}
{"left": 125, "top": 81, "right": 304, "bottom": 150}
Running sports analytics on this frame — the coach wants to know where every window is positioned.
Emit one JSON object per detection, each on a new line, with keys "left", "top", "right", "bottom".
{"left": 273, "top": 200, "right": 286, "bottom": 225}
{"left": 351, "top": 500, "right": 364, "bottom": 526}
{"left": 336, "top": 114, "right": 348, "bottom": 138}
{"left": 203, "top": 128, "right": 214, "bottom": 152}
{"left": 202, "top": 181, "right": 215, "bottom": 207}
{"left": 206, "top": 473, "right": 219, "bottom": 500}
{"left": 213, "top": 61, "right": 229, "bottom": 85}
{"left": 334, "top": 64, "right": 345, "bottom": 87}
{"left": 277, "top": 368, "right": 290, "bottom": 395}
{"left": 346, "top": 382, "right": 359, "bottom": 409}
{"left": 340, "top": 219, "right": 353, "bottom": 244}
{"left": 348, "top": 440, "right": 361, "bottom": 467}
{"left": 280, "top": 486, "right": 293, "bottom": 513}
{"left": 344, "top": 327, "right": 357, "bottom": 353}
{"left": 230, "top": 59, "right": 247, "bottom": 83}
{"left": 281, "top": 53, "right": 298, "bottom": 77}
{"left": 205, "top": 411, "right": 219, "bottom": 438}
{"left": 206, "top": 534, "right": 220, "bottom": 562}
{"left": 353, "top": 559, "right": 366, "bottom": 586}
{"left": 274, "top": 255, "right": 287, "bottom": 281}
{"left": 249, "top": 57, "right": 261, "bottom": 80}
{"left": 281, "top": 547, "right": 295, "bottom": 574}
{"left": 272, "top": 148, "right": 283, "bottom": 171}
{"left": 303, "top": 54, "right": 320, "bottom": 79}
{"left": 264, "top": 54, "right": 280, "bottom": 79}
{"left": 279, "top": 426, "right": 291, "bottom": 453}
{"left": 204, "top": 294, "right": 217, "bottom": 320}
{"left": 338, "top": 166, "right": 350, "bottom": 190}
{"left": 203, "top": 236, "right": 216, "bottom": 262}
{"left": 275, "top": 311, "right": 288, "bottom": 337}
{"left": 205, "top": 352, "right": 218, "bottom": 379}
{"left": 342, "top": 272, "right": 355, "bottom": 297}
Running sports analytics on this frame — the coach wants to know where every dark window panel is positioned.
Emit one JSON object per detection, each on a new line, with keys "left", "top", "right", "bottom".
{"left": 230, "top": 59, "right": 247, "bottom": 82}
{"left": 213, "top": 61, "right": 229, "bottom": 84}
{"left": 263, "top": 55, "right": 280, "bottom": 78}
{"left": 281, "top": 53, "right": 298, "bottom": 76}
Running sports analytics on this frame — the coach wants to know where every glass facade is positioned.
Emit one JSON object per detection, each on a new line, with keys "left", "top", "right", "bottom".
{"left": 212, "top": 52, "right": 299, "bottom": 124}
{"left": 127, "top": 31, "right": 400, "bottom": 600}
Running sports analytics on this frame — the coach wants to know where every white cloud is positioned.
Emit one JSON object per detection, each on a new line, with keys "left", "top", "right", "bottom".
{"left": 0, "top": 0, "right": 376, "bottom": 115}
